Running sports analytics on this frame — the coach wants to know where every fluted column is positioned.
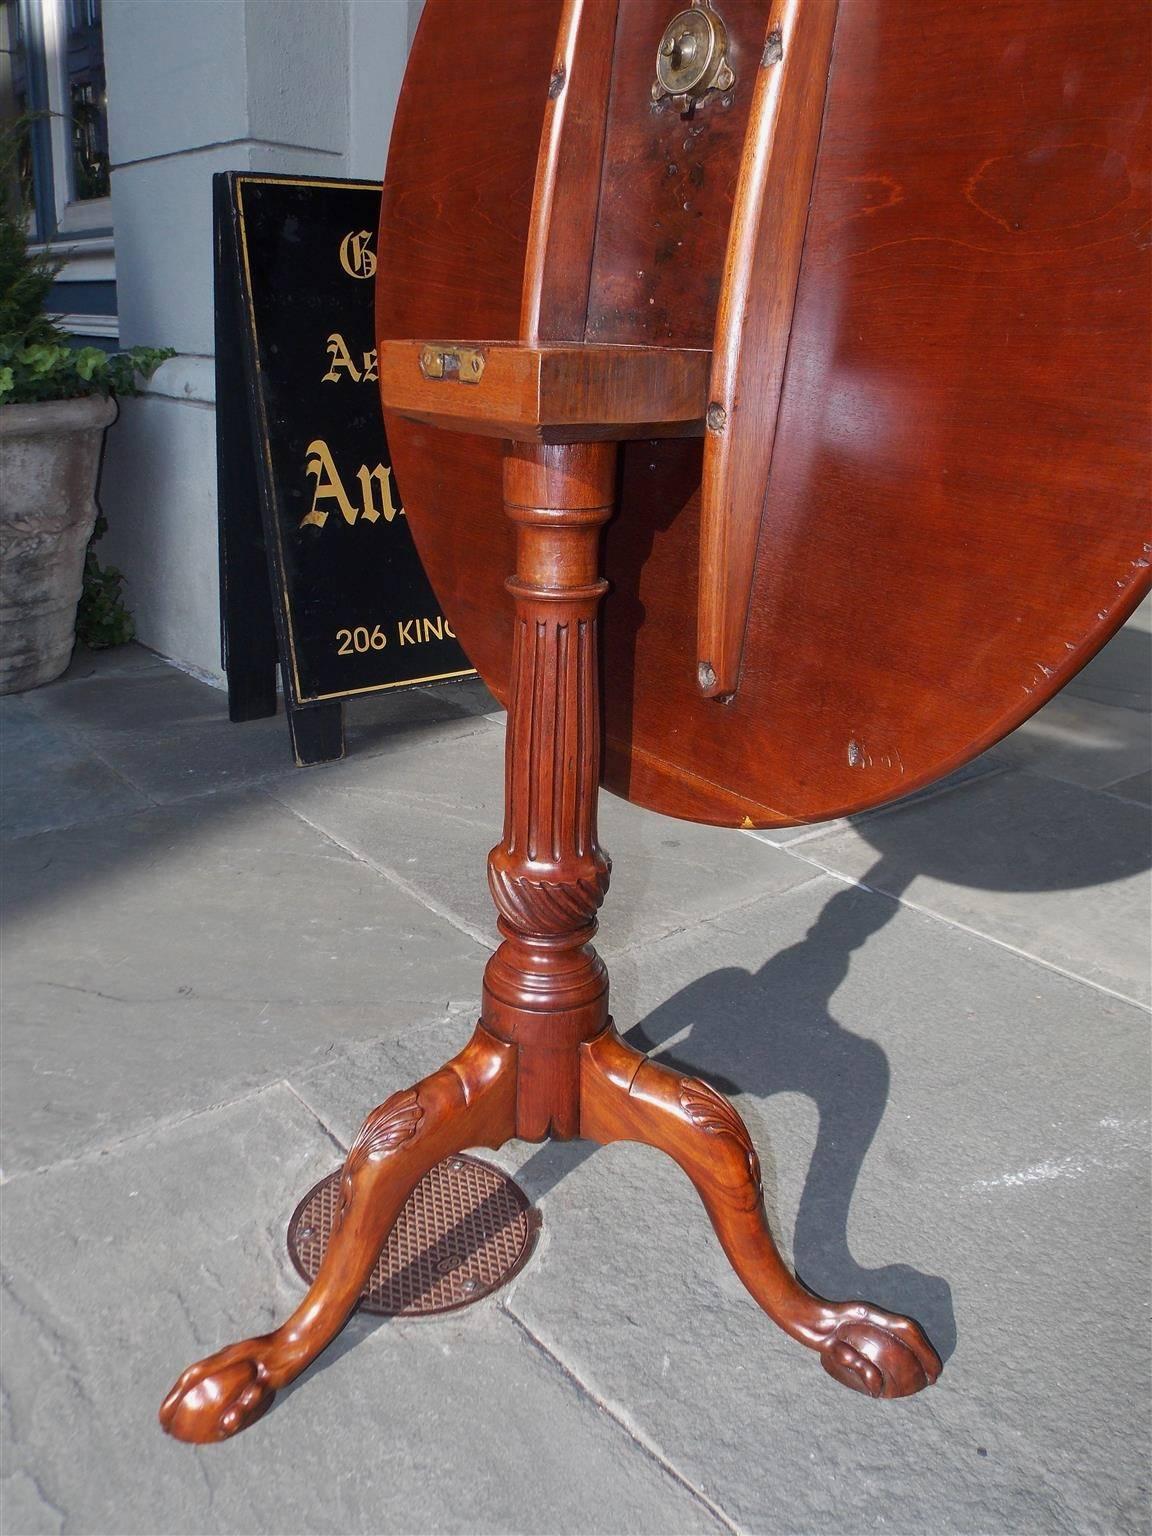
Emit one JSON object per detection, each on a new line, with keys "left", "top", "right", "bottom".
{"left": 482, "top": 442, "right": 616, "bottom": 1139}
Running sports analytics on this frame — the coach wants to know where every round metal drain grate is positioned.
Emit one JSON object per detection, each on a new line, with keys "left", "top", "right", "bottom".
{"left": 287, "top": 1154, "right": 539, "bottom": 1316}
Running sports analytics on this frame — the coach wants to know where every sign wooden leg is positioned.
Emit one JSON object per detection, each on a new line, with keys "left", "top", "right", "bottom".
{"left": 285, "top": 696, "right": 345, "bottom": 766}
{"left": 160, "top": 439, "right": 939, "bottom": 1444}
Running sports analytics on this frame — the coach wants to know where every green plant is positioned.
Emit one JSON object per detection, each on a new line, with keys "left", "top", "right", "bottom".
{"left": 75, "top": 513, "right": 135, "bottom": 649}
{"left": 0, "top": 335, "right": 175, "bottom": 404}
{"left": 0, "top": 119, "right": 173, "bottom": 402}
{"left": 2, "top": 118, "right": 171, "bottom": 648}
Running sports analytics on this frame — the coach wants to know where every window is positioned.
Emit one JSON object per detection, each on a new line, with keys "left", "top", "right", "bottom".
{"left": 3, "top": 0, "right": 110, "bottom": 238}
{"left": 1, "top": 0, "right": 116, "bottom": 336}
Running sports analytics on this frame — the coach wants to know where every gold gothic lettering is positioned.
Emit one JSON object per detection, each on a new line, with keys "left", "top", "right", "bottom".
{"left": 338, "top": 229, "right": 377, "bottom": 280}
{"left": 321, "top": 333, "right": 362, "bottom": 384}
{"left": 320, "top": 335, "right": 378, "bottom": 385}
{"left": 300, "top": 442, "right": 406, "bottom": 530}
{"left": 356, "top": 464, "right": 400, "bottom": 524}
{"left": 301, "top": 439, "right": 357, "bottom": 529}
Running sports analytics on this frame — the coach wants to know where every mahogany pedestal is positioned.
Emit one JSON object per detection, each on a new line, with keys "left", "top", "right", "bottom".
{"left": 160, "top": 441, "right": 940, "bottom": 1444}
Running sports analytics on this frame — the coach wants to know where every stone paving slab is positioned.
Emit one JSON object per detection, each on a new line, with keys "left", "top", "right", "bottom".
{"left": 481, "top": 882, "right": 1150, "bottom": 1536}
{"left": 0, "top": 697, "right": 151, "bottom": 839}
{"left": 2, "top": 631, "right": 1148, "bottom": 1535}
{"left": 1106, "top": 768, "right": 1152, "bottom": 806}
{"left": 284, "top": 872, "right": 1151, "bottom": 1534}
{"left": 767, "top": 768, "right": 1152, "bottom": 1004}
{"left": 15, "top": 661, "right": 496, "bottom": 808}
{"left": 0, "top": 1085, "right": 724, "bottom": 1536}
{"left": 287, "top": 1012, "right": 484, "bottom": 1152}
{"left": 984, "top": 688, "right": 1152, "bottom": 791}
{"left": 1, "top": 789, "right": 483, "bottom": 1175}
{"left": 267, "top": 724, "right": 819, "bottom": 955}
{"left": 57, "top": 643, "right": 167, "bottom": 680}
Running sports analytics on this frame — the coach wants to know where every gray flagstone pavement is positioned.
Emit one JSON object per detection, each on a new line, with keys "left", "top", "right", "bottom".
{"left": 1, "top": 606, "right": 1149, "bottom": 1536}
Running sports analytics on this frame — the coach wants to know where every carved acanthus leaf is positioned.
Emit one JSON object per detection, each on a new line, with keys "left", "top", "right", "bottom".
{"left": 679, "top": 1077, "right": 762, "bottom": 1191}
{"left": 338, "top": 1088, "right": 423, "bottom": 1223}
{"left": 348, "top": 1088, "right": 423, "bottom": 1165}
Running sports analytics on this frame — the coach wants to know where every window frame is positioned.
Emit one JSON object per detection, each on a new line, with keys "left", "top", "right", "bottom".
{"left": 12, "top": 0, "right": 113, "bottom": 246}
{"left": 5, "top": 0, "right": 117, "bottom": 338}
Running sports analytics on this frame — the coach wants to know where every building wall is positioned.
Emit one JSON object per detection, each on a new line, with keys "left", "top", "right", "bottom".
{"left": 100, "top": 0, "right": 418, "bottom": 682}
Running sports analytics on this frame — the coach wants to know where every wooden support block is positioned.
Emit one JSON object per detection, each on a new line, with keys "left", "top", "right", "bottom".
{"left": 376, "top": 340, "right": 710, "bottom": 442}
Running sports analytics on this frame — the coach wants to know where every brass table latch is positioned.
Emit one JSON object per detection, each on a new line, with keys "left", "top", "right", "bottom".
{"left": 651, "top": 1, "right": 735, "bottom": 110}
{"left": 419, "top": 345, "right": 486, "bottom": 384}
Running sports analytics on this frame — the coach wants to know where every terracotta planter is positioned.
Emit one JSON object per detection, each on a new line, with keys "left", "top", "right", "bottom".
{"left": 0, "top": 393, "right": 119, "bottom": 694}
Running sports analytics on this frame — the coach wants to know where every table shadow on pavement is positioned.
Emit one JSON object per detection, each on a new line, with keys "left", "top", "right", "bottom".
{"left": 280, "top": 783, "right": 1151, "bottom": 1409}
{"left": 511, "top": 717, "right": 1152, "bottom": 1371}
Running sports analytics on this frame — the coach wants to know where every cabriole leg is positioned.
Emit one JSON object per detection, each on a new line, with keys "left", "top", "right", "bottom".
{"left": 159, "top": 1025, "right": 516, "bottom": 1442}
{"left": 579, "top": 1026, "right": 941, "bottom": 1399}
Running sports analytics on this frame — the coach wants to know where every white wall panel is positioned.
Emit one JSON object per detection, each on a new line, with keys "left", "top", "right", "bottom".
{"left": 99, "top": 393, "right": 225, "bottom": 683}
{"left": 111, "top": 142, "right": 341, "bottom": 357}
{"left": 100, "top": 0, "right": 413, "bottom": 679}
{"left": 102, "top": 1, "right": 250, "bottom": 165}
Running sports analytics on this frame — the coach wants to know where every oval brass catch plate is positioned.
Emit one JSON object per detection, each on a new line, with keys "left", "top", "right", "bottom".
{"left": 652, "top": 1, "right": 735, "bottom": 108}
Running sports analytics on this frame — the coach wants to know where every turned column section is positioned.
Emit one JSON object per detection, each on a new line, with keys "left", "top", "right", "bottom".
{"left": 482, "top": 441, "right": 616, "bottom": 1140}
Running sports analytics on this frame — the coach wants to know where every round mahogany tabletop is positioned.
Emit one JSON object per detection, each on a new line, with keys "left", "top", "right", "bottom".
{"left": 377, "top": 0, "right": 1150, "bottom": 828}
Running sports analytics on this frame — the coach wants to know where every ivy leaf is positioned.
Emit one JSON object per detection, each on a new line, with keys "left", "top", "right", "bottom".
{"left": 74, "top": 347, "right": 107, "bottom": 382}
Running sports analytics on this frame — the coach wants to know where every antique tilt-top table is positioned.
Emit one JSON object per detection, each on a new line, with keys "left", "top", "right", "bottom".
{"left": 161, "top": 0, "right": 1151, "bottom": 1441}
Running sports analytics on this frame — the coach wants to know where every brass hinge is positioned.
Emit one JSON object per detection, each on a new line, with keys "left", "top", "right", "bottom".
{"left": 419, "top": 345, "right": 486, "bottom": 383}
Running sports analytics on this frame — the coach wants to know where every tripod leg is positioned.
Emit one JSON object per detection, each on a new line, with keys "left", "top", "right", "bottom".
{"left": 580, "top": 1027, "right": 941, "bottom": 1399}
{"left": 160, "top": 1025, "right": 516, "bottom": 1442}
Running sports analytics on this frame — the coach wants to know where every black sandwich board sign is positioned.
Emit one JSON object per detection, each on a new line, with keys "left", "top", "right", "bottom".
{"left": 213, "top": 172, "right": 475, "bottom": 764}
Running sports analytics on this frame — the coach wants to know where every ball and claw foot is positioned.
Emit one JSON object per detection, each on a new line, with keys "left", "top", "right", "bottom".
{"left": 818, "top": 1304, "right": 942, "bottom": 1399}
{"left": 160, "top": 1343, "right": 277, "bottom": 1444}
